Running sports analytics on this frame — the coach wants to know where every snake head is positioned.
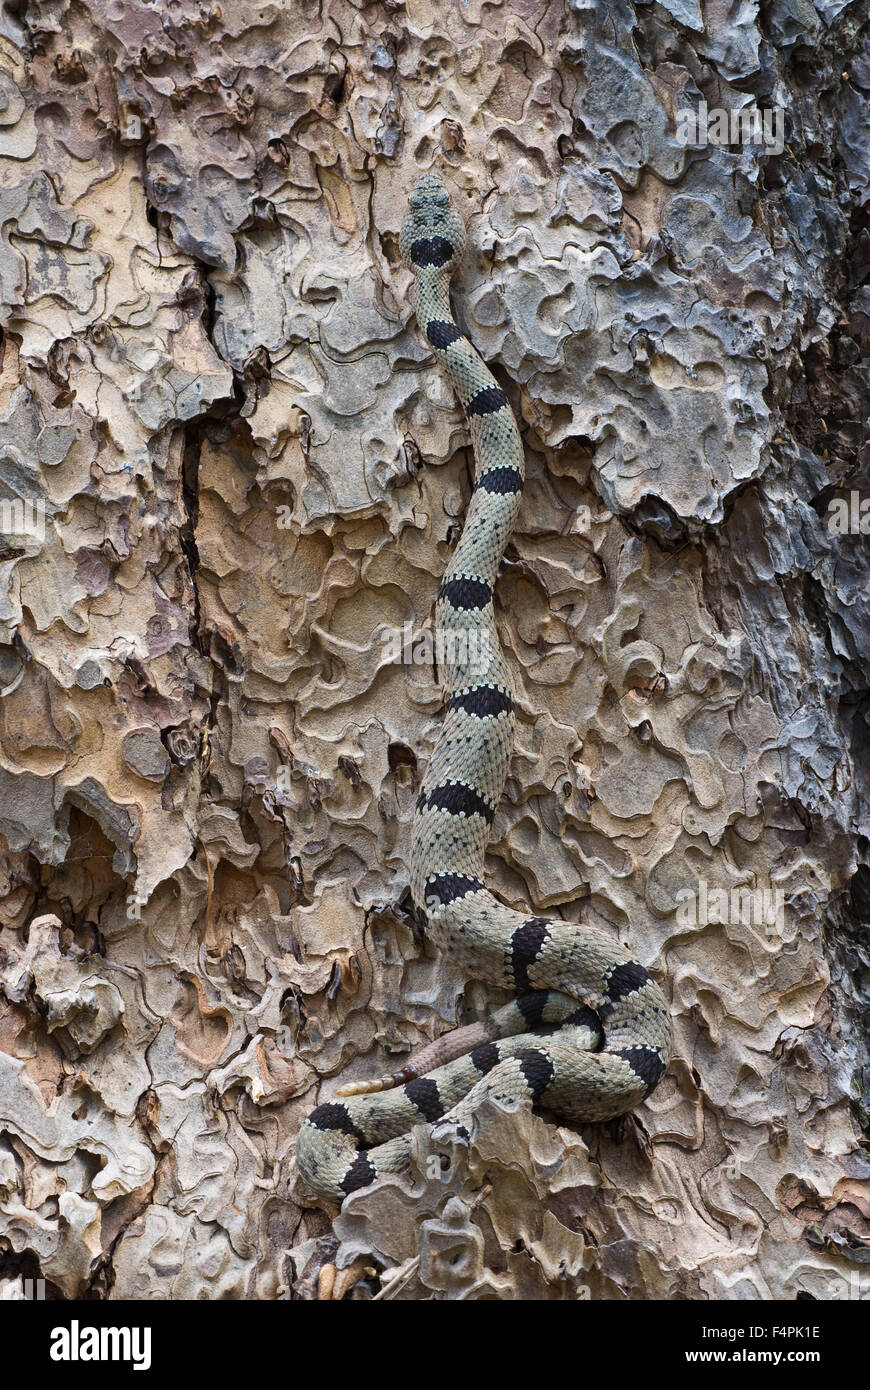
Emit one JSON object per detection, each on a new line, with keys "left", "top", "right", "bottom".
{"left": 400, "top": 171, "right": 466, "bottom": 271}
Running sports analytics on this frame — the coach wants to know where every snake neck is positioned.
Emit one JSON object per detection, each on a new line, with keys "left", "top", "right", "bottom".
{"left": 413, "top": 266, "right": 525, "bottom": 598}
{"left": 414, "top": 266, "right": 452, "bottom": 330}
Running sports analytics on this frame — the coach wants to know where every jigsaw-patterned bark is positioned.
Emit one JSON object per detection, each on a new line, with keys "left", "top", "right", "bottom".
{"left": 0, "top": 0, "right": 868, "bottom": 1300}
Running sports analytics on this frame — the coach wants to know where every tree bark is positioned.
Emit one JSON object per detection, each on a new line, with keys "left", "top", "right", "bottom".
{"left": 0, "top": 0, "right": 868, "bottom": 1300}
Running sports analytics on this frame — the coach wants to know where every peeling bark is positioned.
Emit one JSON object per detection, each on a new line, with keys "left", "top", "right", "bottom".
{"left": 0, "top": 0, "right": 868, "bottom": 1301}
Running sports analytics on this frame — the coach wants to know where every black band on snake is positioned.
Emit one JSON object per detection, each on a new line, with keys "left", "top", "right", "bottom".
{"left": 296, "top": 173, "right": 672, "bottom": 1201}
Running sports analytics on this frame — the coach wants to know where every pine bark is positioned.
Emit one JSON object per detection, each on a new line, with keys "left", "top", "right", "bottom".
{"left": 0, "top": 0, "right": 868, "bottom": 1300}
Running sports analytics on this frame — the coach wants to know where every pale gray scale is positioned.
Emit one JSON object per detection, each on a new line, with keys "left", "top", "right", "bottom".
{"left": 468, "top": 410, "right": 525, "bottom": 465}
{"left": 448, "top": 523, "right": 518, "bottom": 586}
{"left": 435, "top": 897, "right": 520, "bottom": 970}
{"left": 531, "top": 920, "right": 627, "bottom": 999}
{"left": 484, "top": 1013, "right": 601, "bottom": 1058}
{"left": 422, "top": 710, "right": 513, "bottom": 778}
{"left": 460, "top": 513, "right": 519, "bottom": 560}
{"left": 412, "top": 812, "right": 488, "bottom": 879}
{"left": 444, "top": 487, "right": 522, "bottom": 574}
{"left": 421, "top": 717, "right": 514, "bottom": 797}
{"left": 451, "top": 495, "right": 519, "bottom": 556}
{"left": 434, "top": 621, "right": 511, "bottom": 696}
{"left": 428, "top": 902, "right": 518, "bottom": 986}
{"left": 422, "top": 743, "right": 511, "bottom": 810}
{"left": 538, "top": 1048, "right": 650, "bottom": 1125}
{"left": 452, "top": 364, "right": 498, "bottom": 407}
{"left": 426, "top": 625, "right": 508, "bottom": 684}
{"left": 368, "top": 1135, "right": 413, "bottom": 1178}
{"left": 434, "top": 638, "right": 507, "bottom": 692}
{"left": 440, "top": 339, "right": 504, "bottom": 391}
{"left": 601, "top": 984, "right": 672, "bottom": 1055}
{"left": 433, "top": 621, "right": 508, "bottom": 686}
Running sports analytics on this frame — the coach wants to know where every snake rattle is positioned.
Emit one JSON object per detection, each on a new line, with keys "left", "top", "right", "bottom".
{"left": 296, "top": 172, "right": 672, "bottom": 1201}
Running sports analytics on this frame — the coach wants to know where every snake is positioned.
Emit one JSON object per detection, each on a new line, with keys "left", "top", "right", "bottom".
{"left": 296, "top": 172, "right": 672, "bottom": 1201}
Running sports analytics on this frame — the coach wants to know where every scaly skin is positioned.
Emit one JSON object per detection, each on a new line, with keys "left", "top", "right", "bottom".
{"left": 296, "top": 173, "right": 672, "bottom": 1202}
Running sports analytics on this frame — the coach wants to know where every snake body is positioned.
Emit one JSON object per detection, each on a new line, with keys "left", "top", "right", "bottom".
{"left": 296, "top": 174, "right": 672, "bottom": 1201}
